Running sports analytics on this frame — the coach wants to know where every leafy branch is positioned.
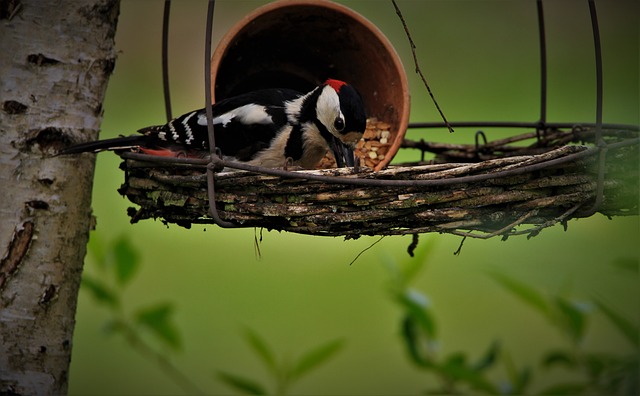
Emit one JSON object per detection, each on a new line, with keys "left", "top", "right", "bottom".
{"left": 217, "top": 328, "right": 344, "bottom": 395}
{"left": 81, "top": 233, "right": 203, "bottom": 395}
{"left": 386, "top": 241, "right": 638, "bottom": 395}
{"left": 487, "top": 259, "right": 639, "bottom": 395}
{"left": 384, "top": 241, "right": 504, "bottom": 394}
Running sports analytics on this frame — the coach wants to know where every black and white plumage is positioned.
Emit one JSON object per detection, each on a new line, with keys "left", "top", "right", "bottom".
{"left": 59, "top": 79, "right": 367, "bottom": 169}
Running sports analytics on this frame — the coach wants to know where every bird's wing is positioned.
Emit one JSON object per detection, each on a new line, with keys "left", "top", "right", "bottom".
{"left": 138, "top": 89, "right": 302, "bottom": 161}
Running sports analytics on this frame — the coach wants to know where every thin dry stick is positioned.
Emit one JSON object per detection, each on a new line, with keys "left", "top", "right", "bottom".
{"left": 349, "top": 236, "right": 385, "bottom": 265}
{"left": 449, "top": 210, "right": 540, "bottom": 240}
{"left": 453, "top": 236, "right": 466, "bottom": 256}
{"left": 391, "top": 0, "right": 454, "bottom": 133}
{"left": 253, "top": 228, "right": 262, "bottom": 259}
{"left": 510, "top": 202, "right": 584, "bottom": 238}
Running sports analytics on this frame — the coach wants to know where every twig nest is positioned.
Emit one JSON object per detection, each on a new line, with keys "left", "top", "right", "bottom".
{"left": 118, "top": 137, "right": 638, "bottom": 239}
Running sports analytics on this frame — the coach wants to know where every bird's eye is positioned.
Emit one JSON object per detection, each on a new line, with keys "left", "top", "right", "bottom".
{"left": 334, "top": 116, "right": 345, "bottom": 132}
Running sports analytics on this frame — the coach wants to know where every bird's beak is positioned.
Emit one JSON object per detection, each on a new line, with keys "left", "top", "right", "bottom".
{"left": 330, "top": 136, "right": 356, "bottom": 168}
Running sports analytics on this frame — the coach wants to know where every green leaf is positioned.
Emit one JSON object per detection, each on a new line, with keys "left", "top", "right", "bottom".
{"left": 111, "top": 235, "right": 140, "bottom": 286}
{"left": 398, "top": 288, "right": 437, "bottom": 339}
{"left": 473, "top": 340, "right": 500, "bottom": 372}
{"left": 401, "top": 315, "right": 434, "bottom": 367}
{"left": 610, "top": 257, "right": 639, "bottom": 274}
{"left": 486, "top": 271, "right": 551, "bottom": 319}
{"left": 81, "top": 275, "right": 119, "bottom": 308}
{"left": 617, "top": 356, "right": 639, "bottom": 395}
{"left": 135, "top": 303, "right": 181, "bottom": 350}
{"left": 502, "top": 351, "right": 531, "bottom": 394}
{"left": 394, "top": 289, "right": 439, "bottom": 368}
{"left": 583, "top": 352, "right": 612, "bottom": 380}
{"left": 217, "top": 371, "right": 266, "bottom": 395}
{"left": 593, "top": 298, "right": 639, "bottom": 348}
{"left": 290, "top": 339, "right": 344, "bottom": 380}
{"left": 541, "top": 350, "right": 578, "bottom": 369}
{"left": 443, "top": 352, "right": 466, "bottom": 370}
{"left": 554, "top": 297, "right": 587, "bottom": 342}
{"left": 244, "top": 328, "right": 278, "bottom": 374}
{"left": 438, "top": 352, "right": 497, "bottom": 393}
{"left": 513, "top": 366, "right": 531, "bottom": 394}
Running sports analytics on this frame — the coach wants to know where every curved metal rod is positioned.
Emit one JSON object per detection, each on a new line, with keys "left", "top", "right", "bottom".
{"left": 212, "top": 141, "right": 635, "bottom": 187}
{"left": 203, "top": 0, "right": 235, "bottom": 228}
{"left": 536, "top": 0, "right": 547, "bottom": 132}
{"left": 120, "top": 136, "right": 639, "bottom": 189}
{"left": 407, "top": 121, "right": 639, "bottom": 131}
{"left": 584, "top": 0, "right": 606, "bottom": 216}
{"left": 162, "top": 0, "right": 172, "bottom": 122}
{"left": 474, "top": 130, "right": 488, "bottom": 158}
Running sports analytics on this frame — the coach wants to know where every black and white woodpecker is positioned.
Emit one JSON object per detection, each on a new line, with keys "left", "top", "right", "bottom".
{"left": 59, "top": 79, "right": 367, "bottom": 169}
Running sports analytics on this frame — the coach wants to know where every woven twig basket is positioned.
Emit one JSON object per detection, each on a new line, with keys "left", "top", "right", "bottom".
{"left": 118, "top": 126, "right": 638, "bottom": 239}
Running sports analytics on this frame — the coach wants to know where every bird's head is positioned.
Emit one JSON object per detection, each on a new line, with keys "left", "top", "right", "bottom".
{"left": 314, "top": 79, "right": 367, "bottom": 167}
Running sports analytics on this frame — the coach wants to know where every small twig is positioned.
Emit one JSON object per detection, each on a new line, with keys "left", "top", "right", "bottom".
{"left": 7, "top": 1, "right": 23, "bottom": 21}
{"left": 449, "top": 210, "right": 539, "bottom": 240}
{"left": 253, "top": 228, "right": 262, "bottom": 259}
{"left": 161, "top": 0, "right": 172, "bottom": 122}
{"left": 349, "top": 236, "right": 385, "bottom": 265}
{"left": 120, "top": 321, "right": 206, "bottom": 395}
{"left": 453, "top": 236, "right": 466, "bottom": 256}
{"left": 511, "top": 202, "right": 584, "bottom": 238}
{"left": 203, "top": 0, "right": 234, "bottom": 229}
{"left": 391, "top": 0, "right": 454, "bottom": 133}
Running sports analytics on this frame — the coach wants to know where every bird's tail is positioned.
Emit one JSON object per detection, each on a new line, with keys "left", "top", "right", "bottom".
{"left": 56, "top": 135, "right": 147, "bottom": 156}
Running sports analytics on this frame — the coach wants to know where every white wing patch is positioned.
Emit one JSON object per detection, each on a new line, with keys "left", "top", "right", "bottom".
{"left": 197, "top": 104, "right": 273, "bottom": 127}
{"left": 169, "top": 122, "right": 179, "bottom": 141}
{"left": 285, "top": 94, "right": 307, "bottom": 124}
{"left": 181, "top": 111, "right": 197, "bottom": 144}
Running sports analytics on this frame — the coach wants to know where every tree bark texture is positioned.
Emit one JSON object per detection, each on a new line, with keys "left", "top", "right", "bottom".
{"left": 0, "top": 1, "right": 118, "bottom": 394}
{"left": 118, "top": 141, "right": 638, "bottom": 238}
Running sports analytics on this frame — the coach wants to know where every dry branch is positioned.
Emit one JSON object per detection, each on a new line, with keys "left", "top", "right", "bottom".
{"left": 117, "top": 127, "right": 638, "bottom": 239}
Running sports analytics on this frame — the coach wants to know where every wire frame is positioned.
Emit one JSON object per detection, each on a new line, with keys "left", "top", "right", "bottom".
{"left": 125, "top": 0, "right": 638, "bottom": 239}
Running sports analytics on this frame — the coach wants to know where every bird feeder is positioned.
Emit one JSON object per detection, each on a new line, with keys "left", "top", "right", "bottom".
{"left": 210, "top": 0, "right": 410, "bottom": 171}
{"left": 114, "top": 1, "right": 638, "bottom": 240}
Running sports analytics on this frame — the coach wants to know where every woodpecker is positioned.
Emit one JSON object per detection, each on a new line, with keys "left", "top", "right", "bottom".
{"left": 59, "top": 79, "right": 366, "bottom": 169}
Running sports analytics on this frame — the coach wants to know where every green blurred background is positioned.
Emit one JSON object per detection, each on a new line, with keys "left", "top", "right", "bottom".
{"left": 68, "top": 1, "right": 638, "bottom": 394}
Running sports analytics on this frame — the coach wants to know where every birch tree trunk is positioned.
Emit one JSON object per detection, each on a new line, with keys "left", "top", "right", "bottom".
{"left": 0, "top": 1, "right": 119, "bottom": 394}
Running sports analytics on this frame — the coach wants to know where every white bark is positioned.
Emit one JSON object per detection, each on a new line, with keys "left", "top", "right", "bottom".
{"left": 0, "top": 1, "right": 119, "bottom": 394}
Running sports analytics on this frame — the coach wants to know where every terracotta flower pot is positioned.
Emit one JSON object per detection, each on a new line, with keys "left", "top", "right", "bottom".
{"left": 211, "top": 0, "right": 409, "bottom": 171}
